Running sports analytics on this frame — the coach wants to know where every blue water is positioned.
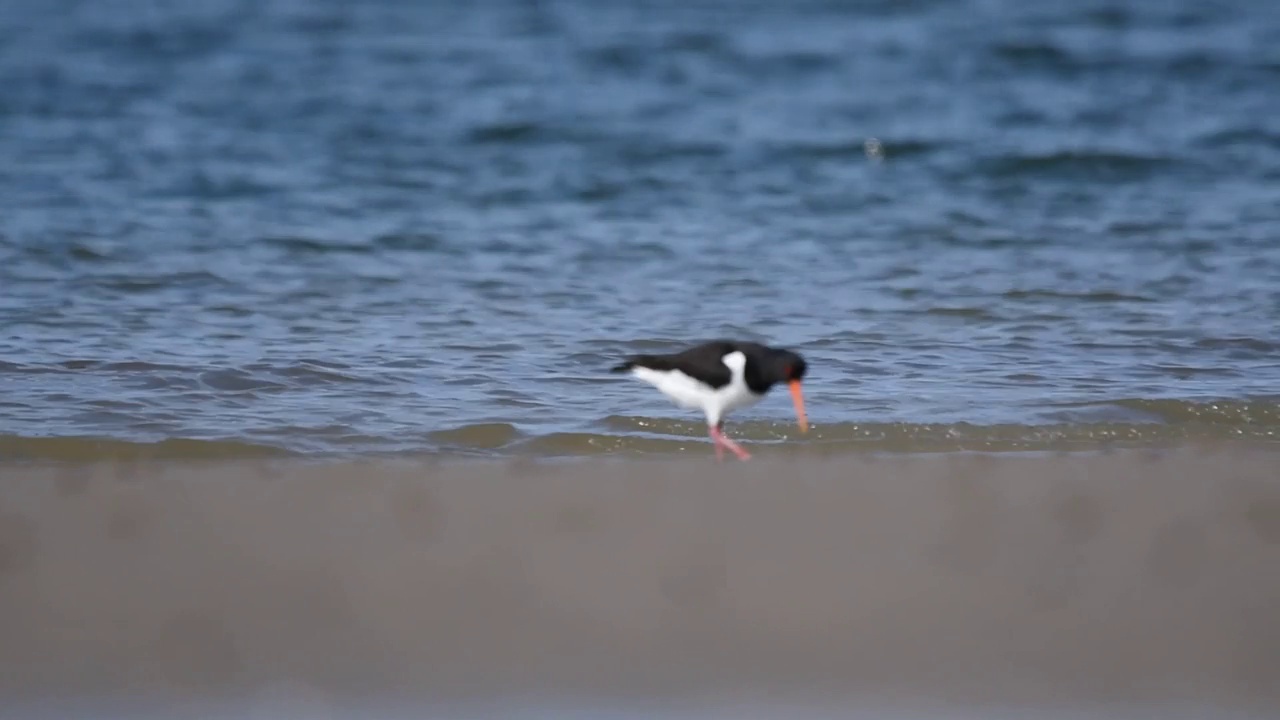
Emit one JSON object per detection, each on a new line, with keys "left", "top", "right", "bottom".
{"left": 2, "top": 0, "right": 1279, "bottom": 458}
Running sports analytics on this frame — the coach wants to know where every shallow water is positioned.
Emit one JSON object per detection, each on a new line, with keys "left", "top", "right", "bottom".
{"left": 2, "top": 0, "right": 1280, "bottom": 461}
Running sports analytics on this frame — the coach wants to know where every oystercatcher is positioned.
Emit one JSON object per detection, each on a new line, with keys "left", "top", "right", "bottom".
{"left": 610, "top": 340, "right": 809, "bottom": 461}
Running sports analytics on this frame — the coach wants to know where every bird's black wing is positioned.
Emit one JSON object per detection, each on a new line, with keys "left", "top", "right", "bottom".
{"left": 609, "top": 340, "right": 737, "bottom": 388}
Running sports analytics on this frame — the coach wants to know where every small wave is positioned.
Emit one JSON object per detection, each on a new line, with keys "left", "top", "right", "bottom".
{"left": 564, "top": 410, "right": 1280, "bottom": 455}
{"left": 95, "top": 271, "right": 230, "bottom": 294}
{"left": 0, "top": 436, "right": 292, "bottom": 463}
{"left": 98, "top": 361, "right": 190, "bottom": 373}
{"left": 504, "top": 421, "right": 1280, "bottom": 457}
{"left": 427, "top": 423, "right": 523, "bottom": 450}
{"left": 764, "top": 138, "right": 940, "bottom": 161}
{"left": 662, "top": 30, "right": 725, "bottom": 54}
{"left": 981, "top": 150, "right": 1180, "bottom": 182}
{"left": 1197, "top": 128, "right": 1280, "bottom": 151}
{"left": 601, "top": 415, "right": 712, "bottom": 437}
{"left": 465, "top": 121, "right": 545, "bottom": 145}
{"left": 614, "top": 139, "right": 727, "bottom": 163}
{"left": 5, "top": 410, "right": 1279, "bottom": 462}
{"left": 1194, "top": 337, "right": 1278, "bottom": 354}
{"left": 572, "top": 241, "right": 676, "bottom": 265}
{"left": 0, "top": 360, "right": 64, "bottom": 375}
{"left": 922, "top": 306, "right": 1001, "bottom": 320}
{"left": 371, "top": 232, "right": 449, "bottom": 253}
{"left": 517, "top": 432, "right": 696, "bottom": 457}
{"left": 989, "top": 41, "right": 1076, "bottom": 70}
{"left": 270, "top": 364, "right": 387, "bottom": 386}
{"left": 1104, "top": 399, "right": 1280, "bottom": 426}
{"left": 581, "top": 44, "right": 651, "bottom": 73}
{"left": 198, "top": 369, "right": 288, "bottom": 393}
{"left": 1002, "top": 289, "right": 1155, "bottom": 303}
{"left": 67, "top": 242, "right": 115, "bottom": 262}
{"left": 262, "top": 235, "right": 374, "bottom": 254}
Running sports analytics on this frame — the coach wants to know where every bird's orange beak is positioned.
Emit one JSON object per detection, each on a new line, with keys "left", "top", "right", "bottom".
{"left": 789, "top": 379, "right": 808, "bottom": 433}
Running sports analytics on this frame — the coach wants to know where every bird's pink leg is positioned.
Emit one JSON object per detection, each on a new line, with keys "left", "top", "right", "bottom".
{"left": 709, "top": 424, "right": 751, "bottom": 461}
{"left": 711, "top": 429, "right": 725, "bottom": 462}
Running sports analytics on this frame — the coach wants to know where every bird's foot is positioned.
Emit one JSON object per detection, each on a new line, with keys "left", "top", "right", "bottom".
{"left": 709, "top": 425, "right": 751, "bottom": 461}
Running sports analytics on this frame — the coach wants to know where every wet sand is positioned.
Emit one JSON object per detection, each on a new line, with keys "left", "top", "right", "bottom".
{"left": 1, "top": 446, "right": 1279, "bottom": 718}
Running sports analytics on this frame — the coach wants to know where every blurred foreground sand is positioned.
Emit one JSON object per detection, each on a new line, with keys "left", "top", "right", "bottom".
{"left": 1, "top": 447, "right": 1278, "bottom": 716}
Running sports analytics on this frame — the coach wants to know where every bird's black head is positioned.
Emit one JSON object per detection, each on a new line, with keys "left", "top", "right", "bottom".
{"left": 778, "top": 350, "right": 807, "bottom": 383}
{"left": 763, "top": 347, "right": 808, "bottom": 433}
{"left": 756, "top": 346, "right": 805, "bottom": 383}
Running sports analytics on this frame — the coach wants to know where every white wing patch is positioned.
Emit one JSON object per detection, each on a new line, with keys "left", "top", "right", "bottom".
{"left": 628, "top": 350, "right": 763, "bottom": 426}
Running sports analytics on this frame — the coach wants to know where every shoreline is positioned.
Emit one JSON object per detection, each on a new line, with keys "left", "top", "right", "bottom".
{"left": 2, "top": 447, "right": 1278, "bottom": 715}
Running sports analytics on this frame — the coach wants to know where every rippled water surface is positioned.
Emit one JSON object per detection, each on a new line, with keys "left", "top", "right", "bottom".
{"left": 3, "top": 0, "right": 1280, "bottom": 459}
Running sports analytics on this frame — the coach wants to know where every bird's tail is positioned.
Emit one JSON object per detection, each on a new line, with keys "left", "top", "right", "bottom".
{"left": 609, "top": 360, "right": 635, "bottom": 373}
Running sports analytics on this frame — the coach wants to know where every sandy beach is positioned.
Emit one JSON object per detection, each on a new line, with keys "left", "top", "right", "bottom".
{"left": 2, "top": 446, "right": 1278, "bottom": 718}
